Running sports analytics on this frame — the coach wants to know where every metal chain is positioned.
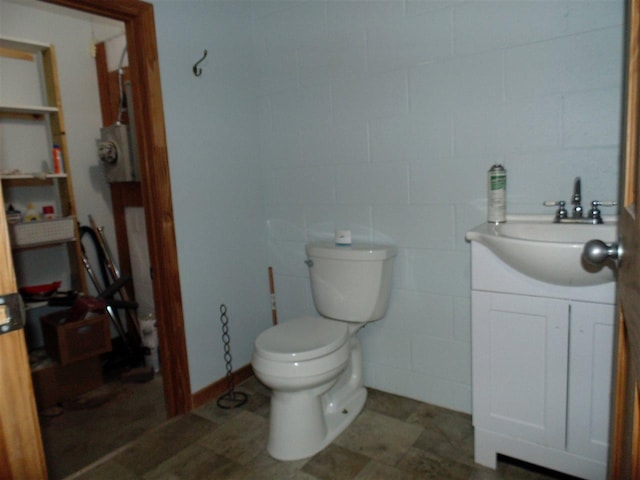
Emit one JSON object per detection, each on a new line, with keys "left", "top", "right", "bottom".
{"left": 220, "top": 304, "right": 234, "bottom": 391}
{"left": 216, "top": 304, "right": 248, "bottom": 409}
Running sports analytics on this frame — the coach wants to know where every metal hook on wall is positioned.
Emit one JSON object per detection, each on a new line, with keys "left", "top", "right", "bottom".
{"left": 193, "top": 49, "right": 208, "bottom": 77}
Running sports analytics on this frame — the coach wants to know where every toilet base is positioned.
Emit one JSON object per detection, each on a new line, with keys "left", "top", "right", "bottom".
{"left": 267, "top": 386, "right": 367, "bottom": 461}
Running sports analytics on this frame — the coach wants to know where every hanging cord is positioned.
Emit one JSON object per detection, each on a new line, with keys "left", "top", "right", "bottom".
{"left": 268, "top": 266, "right": 278, "bottom": 325}
{"left": 79, "top": 226, "right": 110, "bottom": 288}
{"left": 216, "top": 304, "right": 248, "bottom": 409}
{"left": 116, "top": 45, "right": 128, "bottom": 125}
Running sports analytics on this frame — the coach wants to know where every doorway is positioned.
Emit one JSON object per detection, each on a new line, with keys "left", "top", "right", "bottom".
{"left": 42, "top": 0, "right": 191, "bottom": 415}
{"left": 0, "top": 0, "right": 190, "bottom": 476}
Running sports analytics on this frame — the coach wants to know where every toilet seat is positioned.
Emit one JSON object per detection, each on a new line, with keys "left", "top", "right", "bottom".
{"left": 254, "top": 316, "right": 349, "bottom": 362}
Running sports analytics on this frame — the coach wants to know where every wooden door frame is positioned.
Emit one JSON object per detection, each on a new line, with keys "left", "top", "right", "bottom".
{"left": 609, "top": 0, "right": 640, "bottom": 477}
{"left": 43, "top": 0, "right": 191, "bottom": 417}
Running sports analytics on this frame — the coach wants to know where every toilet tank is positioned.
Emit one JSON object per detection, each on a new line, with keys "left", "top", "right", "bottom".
{"left": 305, "top": 242, "right": 397, "bottom": 323}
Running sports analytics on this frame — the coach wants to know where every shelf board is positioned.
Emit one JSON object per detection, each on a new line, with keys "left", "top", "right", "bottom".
{"left": 1, "top": 173, "right": 66, "bottom": 180}
{"left": 1, "top": 173, "right": 67, "bottom": 187}
{"left": 0, "top": 104, "right": 58, "bottom": 118}
{"left": 0, "top": 36, "right": 50, "bottom": 53}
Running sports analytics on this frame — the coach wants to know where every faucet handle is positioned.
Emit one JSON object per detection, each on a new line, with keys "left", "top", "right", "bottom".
{"left": 591, "top": 200, "right": 617, "bottom": 208}
{"left": 543, "top": 200, "right": 568, "bottom": 221}
{"left": 588, "top": 200, "right": 617, "bottom": 224}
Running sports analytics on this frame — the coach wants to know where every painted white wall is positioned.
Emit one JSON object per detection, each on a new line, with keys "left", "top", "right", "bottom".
{"left": 151, "top": 1, "right": 268, "bottom": 392}
{"left": 0, "top": 0, "right": 269, "bottom": 394}
{"left": 250, "top": 0, "right": 624, "bottom": 413}
{"left": 2, "top": 0, "right": 625, "bottom": 413}
{"left": 125, "top": 207, "right": 153, "bottom": 316}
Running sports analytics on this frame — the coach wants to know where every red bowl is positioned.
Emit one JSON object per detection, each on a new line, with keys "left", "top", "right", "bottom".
{"left": 19, "top": 281, "right": 61, "bottom": 296}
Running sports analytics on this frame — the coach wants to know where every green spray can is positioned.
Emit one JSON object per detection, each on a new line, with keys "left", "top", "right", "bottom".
{"left": 488, "top": 164, "right": 506, "bottom": 223}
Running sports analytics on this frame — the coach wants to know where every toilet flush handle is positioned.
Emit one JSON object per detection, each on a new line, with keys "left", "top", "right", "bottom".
{"left": 305, "top": 259, "right": 314, "bottom": 268}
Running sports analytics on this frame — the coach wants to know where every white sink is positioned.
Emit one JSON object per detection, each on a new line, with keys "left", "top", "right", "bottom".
{"left": 466, "top": 215, "right": 618, "bottom": 286}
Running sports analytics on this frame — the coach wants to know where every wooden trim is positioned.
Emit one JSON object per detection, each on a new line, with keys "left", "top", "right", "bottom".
{"left": 633, "top": 384, "right": 640, "bottom": 478}
{"left": 45, "top": 0, "right": 192, "bottom": 417}
{"left": 94, "top": 42, "right": 113, "bottom": 127}
{"left": 625, "top": 0, "right": 640, "bottom": 207}
{"left": 2, "top": 177, "right": 54, "bottom": 188}
{"left": 0, "top": 331, "right": 48, "bottom": 479}
{"left": 44, "top": 0, "right": 147, "bottom": 20}
{"left": 610, "top": 1, "right": 640, "bottom": 478}
{"left": 0, "top": 178, "right": 47, "bottom": 478}
{"left": 109, "top": 182, "right": 143, "bottom": 310}
{"left": 192, "top": 364, "right": 254, "bottom": 409}
{"left": 0, "top": 47, "right": 34, "bottom": 61}
{"left": 0, "top": 111, "right": 45, "bottom": 120}
{"left": 40, "top": 44, "right": 87, "bottom": 293}
{"left": 610, "top": 306, "right": 630, "bottom": 478}
{"left": 95, "top": 39, "right": 139, "bottom": 326}
{"left": 94, "top": 41, "right": 131, "bottom": 126}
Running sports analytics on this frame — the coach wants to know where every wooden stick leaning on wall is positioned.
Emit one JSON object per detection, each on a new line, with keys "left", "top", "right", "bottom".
{"left": 268, "top": 266, "right": 278, "bottom": 325}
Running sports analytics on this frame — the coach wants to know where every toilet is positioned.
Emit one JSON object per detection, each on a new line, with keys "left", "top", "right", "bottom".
{"left": 251, "top": 242, "right": 396, "bottom": 461}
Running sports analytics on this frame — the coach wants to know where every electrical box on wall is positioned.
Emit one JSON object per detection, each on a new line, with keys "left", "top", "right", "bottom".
{"left": 97, "top": 123, "right": 138, "bottom": 182}
{"left": 97, "top": 80, "right": 140, "bottom": 183}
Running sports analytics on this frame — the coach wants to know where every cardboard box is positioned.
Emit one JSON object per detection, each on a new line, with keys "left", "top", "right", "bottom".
{"left": 31, "top": 356, "right": 103, "bottom": 409}
{"left": 40, "top": 311, "right": 111, "bottom": 365}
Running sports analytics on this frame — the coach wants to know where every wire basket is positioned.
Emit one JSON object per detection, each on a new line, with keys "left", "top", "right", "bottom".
{"left": 10, "top": 217, "right": 75, "bottom": 247}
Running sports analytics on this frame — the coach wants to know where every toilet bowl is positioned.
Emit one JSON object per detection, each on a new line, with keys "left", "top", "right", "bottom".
{"left": 251, "top": 242, "right": 396, "bottom": 461}
{"left": 253, "top": 316, "right": 350, "bottom": 391}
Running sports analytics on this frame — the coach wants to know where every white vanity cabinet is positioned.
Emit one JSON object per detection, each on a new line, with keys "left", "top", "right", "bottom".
{"left": 470, "top": 242, "right": 615, "bottom": 480}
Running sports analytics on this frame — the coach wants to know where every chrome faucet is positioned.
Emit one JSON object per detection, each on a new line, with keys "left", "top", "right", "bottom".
{"left": 571, "top": 177, "right": 583, "bottom": 218}
{"left": 544, "top": 176, "right": 617, "bottom": 224}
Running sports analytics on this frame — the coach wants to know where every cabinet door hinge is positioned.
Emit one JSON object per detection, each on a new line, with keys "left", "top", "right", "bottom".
{"left": 0, "top": 293, "right": 25, "bottom": 335}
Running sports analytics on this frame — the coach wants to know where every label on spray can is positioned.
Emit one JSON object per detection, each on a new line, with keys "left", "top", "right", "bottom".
{"left": 487, "top": 164, "right": 506, "bottom": 223}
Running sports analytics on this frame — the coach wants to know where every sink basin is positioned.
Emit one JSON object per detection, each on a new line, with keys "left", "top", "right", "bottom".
{"left": 466, "top": 214, "right": 617, "bottom": 286}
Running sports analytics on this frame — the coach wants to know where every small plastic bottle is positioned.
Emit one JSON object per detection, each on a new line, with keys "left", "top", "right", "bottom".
{"left": 24, "top": 203, "right": 41, "bottom": 222}
{"left": 42, "top": 205, "right": 56, "bottom": 220}
{"left": 52, "top": 145, "right": 64, "bottom": 174}
{"left": 141, "top": 313, "right": 160, "bottom": 372}
{"left": 6, "top": 204, "right": 21, "bottom": 224}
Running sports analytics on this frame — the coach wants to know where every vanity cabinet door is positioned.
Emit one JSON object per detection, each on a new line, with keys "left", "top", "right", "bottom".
{"left": 566, "top": 301, "right": 615, "bottom": 463}
{"left": 472, "top": 292, "right": 569, "bottom": 449}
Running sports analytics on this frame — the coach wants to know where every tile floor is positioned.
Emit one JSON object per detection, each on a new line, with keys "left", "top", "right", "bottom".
{"left": 65, "top": 376, "right": 579, "bottom": 480}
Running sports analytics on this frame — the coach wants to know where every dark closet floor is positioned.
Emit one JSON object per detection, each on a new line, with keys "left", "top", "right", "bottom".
{"left": 39, "top": 372, "right": 166, "bottom": 480}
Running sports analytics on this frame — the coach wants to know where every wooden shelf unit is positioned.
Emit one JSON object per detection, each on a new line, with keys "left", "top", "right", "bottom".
{"left": 0, "top": 36, "right": 87, "bottom": 294}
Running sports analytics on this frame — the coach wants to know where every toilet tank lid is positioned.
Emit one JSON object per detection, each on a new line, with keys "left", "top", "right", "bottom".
{"left": 306, "top": 242, "right": 397, "bottom": 261}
